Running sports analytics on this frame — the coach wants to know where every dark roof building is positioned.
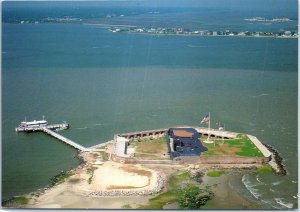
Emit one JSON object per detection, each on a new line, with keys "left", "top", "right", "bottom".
{"left": 166, "top": 128, "right": 207, "bottom": 160}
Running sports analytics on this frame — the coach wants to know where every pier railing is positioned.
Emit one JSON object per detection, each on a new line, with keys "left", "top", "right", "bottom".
{"left": 41, "top": 128, "right": 88, "bottom": 152}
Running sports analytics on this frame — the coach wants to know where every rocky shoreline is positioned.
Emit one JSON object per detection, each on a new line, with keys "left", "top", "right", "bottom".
{"left": 264, "top": 144, "right": 287, "bottom": 176}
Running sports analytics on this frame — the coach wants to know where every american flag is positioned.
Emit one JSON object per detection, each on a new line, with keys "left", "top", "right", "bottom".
{"left": 201, "top": 114, "right": 210, "bottom": 124}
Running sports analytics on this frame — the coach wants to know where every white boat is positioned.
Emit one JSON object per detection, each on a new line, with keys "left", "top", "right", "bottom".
{"left": 16, "top": 118, "right": 48, "bottom": 132}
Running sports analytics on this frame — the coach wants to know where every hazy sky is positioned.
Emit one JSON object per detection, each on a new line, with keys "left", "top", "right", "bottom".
{"left": 2, "top": 0, "right": 298, "bottom": 16}
{"left": 2, "top": 0, "right": 297, "bottom": 8}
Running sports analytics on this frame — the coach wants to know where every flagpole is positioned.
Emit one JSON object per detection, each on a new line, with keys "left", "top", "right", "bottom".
{"left": 208, "top": 112, "right": 211, "bottom": 141}
{"left": 222, "top": 123, "right": 225, "bottom": 145}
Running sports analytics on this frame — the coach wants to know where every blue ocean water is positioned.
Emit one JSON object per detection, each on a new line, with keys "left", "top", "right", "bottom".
{"left": 2, "top": 1, "right": 298, "bottom": 209}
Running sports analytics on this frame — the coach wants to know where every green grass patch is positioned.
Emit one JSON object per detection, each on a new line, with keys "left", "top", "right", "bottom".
{"left": 206, "top": 170, "right": 224, "bottom": 177}
{"left": 226, "top": 136, "right": 264, "bottom": 157}
{"left": 257, "top": 165, "right": 273, "bottom": 174}
{"left": 130, "top": 137, "right": 168, "bottom": 159}
{"left": 121, "top": 165, "right": 152, "bottom": 177}
{"left": 138, "top": 171, "right": 215, "bottom": 209}
{"left": 133, "top": 137, "right": 167, "bottom": 153}
{"left": 2, "top": 196, "right": 30, "bottom": 207}
{"left": 14, "top": 196, "right": 29, "bottom": 205}
{"left": 86, "top": 167, "right": 97, "bottom": 175}
{"left": 50, "top": 171, "right": 74, "bottom": 186}
{"left": 122, "top": 204, "right": 133, "bottom": 209}
{"left": 202, "top": 134, "right": 264, "bottom": 157}
{"left": 13, "top": 196, "right": 29, "bottom": 205}
{"left": 139, "top": 191, "right": 178, "bottom": 209}
{"left": 178, "top": 184, "right": 214, "bottom": 209}
{"left": 138, "top": 171, "right": 205, "bottom": 209}
{"left": 87, "top": 167, "right": 97, "bottom": 184}
{"left": 168, "top": 171, "right": 190, "bottom": 190}
{"left": 134, "top": 136, "right": 167, "bottom": 144}
{"left": 202, "top": 149, "right": 214, "bottom": 156}
{"left": 99, "top": 152, "right": 109, "bottom": 161}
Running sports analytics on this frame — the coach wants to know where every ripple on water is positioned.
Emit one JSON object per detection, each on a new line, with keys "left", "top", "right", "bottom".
{"left": 242, "top": 174, "right": 296, "bottom": 209}
{"left": 274, "top": 198, "right": 294, "bottom": 209}
{"left": 242, "top": 174, "right": 262, "bottom": 199}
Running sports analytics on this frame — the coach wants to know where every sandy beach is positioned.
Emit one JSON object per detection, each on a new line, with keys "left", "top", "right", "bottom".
{"left": 24, "top": 154, "right": 262, "bottom": 209}
{"left": 25, "top": 153, "right": 172, "bottom": 209}
{"left": 25, "top": 163, "right": 154, "bottom": 209}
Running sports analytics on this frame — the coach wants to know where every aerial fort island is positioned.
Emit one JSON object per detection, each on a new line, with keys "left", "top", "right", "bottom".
{"left": 4, "top": 114, "right": 286, "bottom": 209}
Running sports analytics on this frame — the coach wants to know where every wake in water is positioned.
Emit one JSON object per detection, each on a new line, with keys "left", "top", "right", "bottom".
{"left": 242, "top": 174, "right": 263, "bottom": 199}
{"left": 274, "top": 198, "right": 294, "bottom": 209}
{"left": 255, "top": 175, "right": 265, "bottom": 184}
{"left": 55, "top": 128, "right": 65, "bottom": 132}
{"left": 76, "top": 123, "right": 107, "bottom": 130}
{"left": 76, "top": 127, "right": 88, "bottom": 130}
{"left": 187, "top": 44, "right": 205, "bottom": 48}
{"left": 94, "top": 123, "right": 106, "bottom": 126}
{"left": 251, "top": 93, "right": 270, "bottom": 98}
{"left": 242, "top": 174, "right": 296, "bottom": 209}
{"left": 92, "top": 45, "right": 111, "bottom": 49}
{"left": 271, "top": 180, "right": 283, "bottom": 186}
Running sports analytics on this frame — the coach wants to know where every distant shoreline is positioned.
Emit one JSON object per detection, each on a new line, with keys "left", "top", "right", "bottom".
{"left": 3, "top": 22, "right": 297, "bottom": 40}
{"left": 110, "top": 30, "right": 298, "bottom": 39}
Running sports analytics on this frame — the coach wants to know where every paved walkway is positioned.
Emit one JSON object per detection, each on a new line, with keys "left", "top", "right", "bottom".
{"left": 41, "top": 128, "right": 89, "bottom": 152}
{"left": 247, "top": 134, "right": 272, "bottom": 157}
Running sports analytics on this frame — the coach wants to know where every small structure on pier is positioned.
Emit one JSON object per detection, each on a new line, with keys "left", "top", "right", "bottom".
{"left": 15, "top": 118, "right": 69, "bottom": 132}
{"left": 15, "top": 118, "right": 88, "bottom": 152}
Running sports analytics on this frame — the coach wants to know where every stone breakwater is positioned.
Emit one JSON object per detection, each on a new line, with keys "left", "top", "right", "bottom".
{"left": 88, "top": 171, "right": 166, "bottom": 197}
{"left": 264, "top": 144, "right": 287, "bottom": 176}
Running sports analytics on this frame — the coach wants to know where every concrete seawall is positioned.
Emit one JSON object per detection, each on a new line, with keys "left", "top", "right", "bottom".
{"left": 198, "top": 156, "right": 265, "bottom": 164}
{"left": 111, "top": 155, "right": 180, "bottom": 165}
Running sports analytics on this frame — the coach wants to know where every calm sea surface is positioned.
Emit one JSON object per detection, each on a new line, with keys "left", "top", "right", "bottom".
{"left": 2, "top": 1, "right": 298, "bottom": 209}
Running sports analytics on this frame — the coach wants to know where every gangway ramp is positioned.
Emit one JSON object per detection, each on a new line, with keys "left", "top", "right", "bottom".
{"left": 41, "top": 127, "right": 89, "bottom": 152}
